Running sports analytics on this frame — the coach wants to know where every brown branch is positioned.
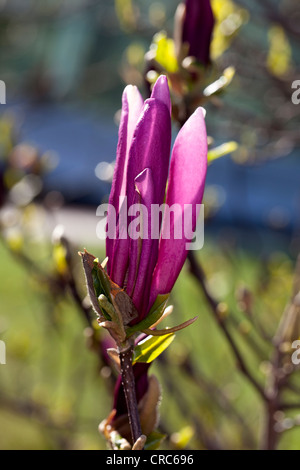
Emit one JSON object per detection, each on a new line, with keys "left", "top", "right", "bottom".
{"left": 159, "top": 356, "right": 224, "bottom": 450}
{"left": 280, "top": 402, "right": 300, "bottom": 411}
{"left": 119, "top": 345, "right": 142, "bottom": 445}
{"left": 187, "top": 251, "right": 300, "bottom": 449}
{"left": 261, "top": 255, "right": 300, "bottom": 449}
{"left": 187, "top": 251, "right": 266, "bottom": 402}
{"left": 180, "top": 355, "right": 257, "bottom": 449}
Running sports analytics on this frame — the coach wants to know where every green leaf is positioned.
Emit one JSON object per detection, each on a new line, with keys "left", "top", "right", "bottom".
{"left": 145, "top": 431, "right": 166, "bottom": 450}
{"left": 92, "top": 260, "right": 111, "bottom": 320}
{"left": 98, "top": 294, "right": 116, "bottom": 320}
{"left": 267, "top": 25, "right": 292, "bottom": 77}
{"left": 53, "top": 243, "right": 68, "bottom": 276}
{"left": 203, "top": 66, "right": 235, "bottom": 97}
{"left": 93, "top": 259, "right": 111, "bottom": 299}
{"left": 142, "top": 316, "right": 198, "bottom": 336}
{"left": 126, "top": 294, "right": 169, "bottom": 338}
{"left": 133, "top": 333, "right": 175, "bottom": 364}
{"left": 92, "top": 264, "right": 102, "bottom": 298}
{"left": 171, "top": 425, "right": 194, "bottom": 449}
{"left": 80, "top": 250, "right": 112, "bottom": 322}
{"left": 151, "top": 31, "right": 178, "bottom": 73}
{"left": 115, "top": 0, "right": 136, "bottom": 32}
{"left": 208, "top": 141, "right": 238, "bottom": 164}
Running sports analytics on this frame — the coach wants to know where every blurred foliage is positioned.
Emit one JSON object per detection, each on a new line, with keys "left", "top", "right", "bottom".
{"left": 0, "top": 240, "right": 108, "bottom": 450}
{"left": 133, "top": 334, "right": 175, "bottom": 365}
{"left": 0, "top": 115, "right": 56, "bottom": 255}
{"left": 0, "top": 0, "right": 300, "bottom": 451}
{"left": 1, "top": 231, "right": 300, "bottom": 449}
{"left": 210, "top": 0, "right": 249, "bottom": 60}
{"left": 114, "top": 0, "right": 137, "bottom": 32}
{"left": 267, "top": 25, "right": 292, "bottom": 77}
{"left": 207, "top": 141, "right": 238, "bottom": 163}
{"left": 150, "top": 31, "right": 179, "bottom": 74}
{"left": 0, "top": 0, "right": 298, "bottom": 162}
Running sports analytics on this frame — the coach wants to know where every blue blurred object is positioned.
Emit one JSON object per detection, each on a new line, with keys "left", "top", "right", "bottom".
{"left": 19, "top": 103, "right": 116, "bottom": 205}
{"left": 13, "top": 102, "right": 300, "bottom": 233}
{"left": 205, "top": 151, "right": 300, "bottom": 234}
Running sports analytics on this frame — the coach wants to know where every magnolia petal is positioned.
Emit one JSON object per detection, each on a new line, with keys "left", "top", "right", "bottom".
{"left": 149, "top": 107, "right": 207, "bottom": 308}
{"left": 107, "top": 85, "right": 144, "bottom": 285}
{"left": 126, "top": 168, "right": 159, "bottom": 316}
{"left": 124, "top": 99, "right": 171, "bottom": 318}
{"left": 150, "top": 75, "right": 172, "bottom": 116}
{"left": 108, "top": 96, "right": 171, "bottom": 296}
{"left": 126, "top": 98, "right": 171, "bottom": 211}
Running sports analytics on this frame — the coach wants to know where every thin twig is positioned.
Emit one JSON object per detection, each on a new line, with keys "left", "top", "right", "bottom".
{"left": 159, "top": 357, "right": 224, "bottom": 450}
{"left": 181, "top": 355, "right": 257, "bottom": 449}
{"left": 119, "top": 345, "right": 142, "bottom": 445}
{"left": 187, "top": 251, "right": 266, "bottom": 402}
{"left": 280, "top": 402, "right": 300, "bottom": 411}
{"left": 261, "top": 255, "right": 300, "bottom": 449}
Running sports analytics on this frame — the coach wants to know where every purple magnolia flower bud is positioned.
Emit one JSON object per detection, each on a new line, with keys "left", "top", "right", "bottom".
{"left": 178, "top": 0, "right": 215, "bottom": 66}
{"left": 106, "top": 76, "right": 207, "bottom": 320}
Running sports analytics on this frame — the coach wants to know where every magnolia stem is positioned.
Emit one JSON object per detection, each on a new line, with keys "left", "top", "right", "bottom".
{"left": 119, "top": 345, "right": 142, "bottom": 445}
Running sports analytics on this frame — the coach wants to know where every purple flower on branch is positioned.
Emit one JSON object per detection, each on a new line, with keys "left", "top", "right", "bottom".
{"left": 176, "top": 0, "right": 215, "bottom": 66}
{"left": 83, "top": 76, "right": 207, "bottom": 448}
{"left": 106, "top": 76, "right": 207, "bottom": 322}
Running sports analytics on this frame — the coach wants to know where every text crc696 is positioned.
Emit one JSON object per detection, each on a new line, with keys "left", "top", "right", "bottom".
{"left": 150, "top": 455, "right": 193, "bottom": 465}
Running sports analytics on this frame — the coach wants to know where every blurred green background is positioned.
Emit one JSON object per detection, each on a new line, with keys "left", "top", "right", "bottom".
{"left": 0, "top": 0, "right": 300, "bottom": 450}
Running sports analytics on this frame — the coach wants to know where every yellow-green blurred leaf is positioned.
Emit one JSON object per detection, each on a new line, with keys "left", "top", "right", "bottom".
{"left": 267, "top": 25, "right": 292, "bottom": 77}
{"left": 5, "top": 230, "right": 23, "bottom": 253}
{"left": 125, "top": 43, "right": 145, "bottom": 67}
{"left": 53, "top": 244, "right": 68, "bottom": 276}
{"left": 203, "top": 66, "right": 235, "bottom": 97}
{"left": 148, "top": 3, "right": 166, "bottom": 29}
{"left": 0, "top": 117, "right": 14, "bottom": 158}
{"left": 151, "top": 31, "right": 179, "bottom": 73}
{"left": 211, "top": 0, "right": 249, "bottom": 59}
{"left": 171, "top": 425, "right": 194, "bottom": 449}
{"left": 115, "top": 0, "right": 136, "bottom": 32}
{"left": 133, "top": 333, "right": 175, "bottom": 364}
{"left": 208, "top": 141, "right": 238, "bottom": 163}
